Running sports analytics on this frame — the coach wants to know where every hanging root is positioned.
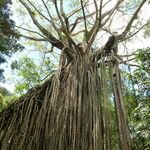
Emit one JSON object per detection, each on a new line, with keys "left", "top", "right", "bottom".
{"left": 0, "top": 56, "right": 103, "bottom": 150}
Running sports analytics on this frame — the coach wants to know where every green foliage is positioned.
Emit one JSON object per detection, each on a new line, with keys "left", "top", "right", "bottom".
{"left": 144, "top": 21, "right": 150, "bottom": 38}
{"left": 133, "top": 48, "right": 150, "bottom": 97}
{"left": 0, "top": 86, "right": 11, "bottom": 96}
{"left": 0, "top": 93, "right": 4, "bottom": 111}
{"left": 0, "top": 0, "right": 23, "bottom": 82}
{"left": 131, "top": 98, "right": 150, "bottom": 149}
{"left": 126, "top": 47, "right": 150, "bottom": 149}
{"left": 13, "top": 56, "right": 54, "bottom": 95}
{"left": 0, "top": 0, "right": 23, "bottom": 54}
{"left": 0, "top": 94, "right": 18, "bottom": 112}
{"left": 0, "top": 86, "right": 14, "bottom": 111}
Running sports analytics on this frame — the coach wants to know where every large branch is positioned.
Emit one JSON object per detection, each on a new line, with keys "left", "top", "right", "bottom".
{"left": 118, "top": 0, "right": 146, "bottom": 40}
{"left": 19, "top": 0, "right": 64, "bottom": 50}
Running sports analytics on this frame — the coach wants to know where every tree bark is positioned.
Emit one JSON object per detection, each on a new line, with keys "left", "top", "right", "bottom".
{"left": 110, "top": 59, "right": 131, "bottom": 150}
{"left": 0, "top": 54, "right": 104, "bottom": 150}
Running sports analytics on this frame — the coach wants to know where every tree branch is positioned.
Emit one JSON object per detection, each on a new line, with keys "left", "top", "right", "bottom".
{"left": 93, "top": 0, "right": 98, "bottom": 20}
{"left": 41, "top": 0, "right": 62, "bottom": 38}
{"left": 85, "top": 0, "right": 124, "bottom": 53}
{"left": 26, "top": 0, "right": 51, "bottom": 23}
{"left": 60, "top": 0, "right": 69, "bottom": 32}
{"left": 98, "top": 0, "right": 103, "bottom": 25}
{"left": 101, "top": 0, "right": 124, "bottom": 27}
{"left": 19, "top": 0, "right": 64, "bottom": 50}
{"left": 41, "top": 0, "right": 51, "bottom": 19}
{"left": 118, "top": 0, "right": 146, "bottom": 40}
{"left": 70, "top": 11, "right": 96, "bottom": 33}
{"left": 123, "top": 22, "right": 149, "bottom": 41}
{"left": 17, "top": 34, "right": 47, "bottom": 41}
{"left": 67, "top": 1, "right": 90, "bottom": 19}
{"left": 14, "top": 25, "right": 46, "bottom": 38}
{"left": 80, "top": 0, "right": 88, "bottom": 43}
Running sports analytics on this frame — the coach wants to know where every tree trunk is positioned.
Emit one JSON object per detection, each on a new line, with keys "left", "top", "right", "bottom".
{"left": 0, "top": 46, "right": 132, "bottom": 150}
{"left": 0, "top": 54, "right": 104, "bottom": 150}
{"left": 110, "top": 59, "right": 131, "bottom": 150}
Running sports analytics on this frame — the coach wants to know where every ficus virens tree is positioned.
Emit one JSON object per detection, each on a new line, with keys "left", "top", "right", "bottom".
{"left": 0, "top": 0, "right": 149, "bottom": 149}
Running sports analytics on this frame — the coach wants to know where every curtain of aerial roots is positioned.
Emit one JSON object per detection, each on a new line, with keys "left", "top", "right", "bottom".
{"left": 0, "top": 52, "right": 104, "bottom": 150}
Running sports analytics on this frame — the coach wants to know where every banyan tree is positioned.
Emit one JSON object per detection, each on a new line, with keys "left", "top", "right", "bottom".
{"left": 0, "top": 0, "right": 148, "bottom": 149}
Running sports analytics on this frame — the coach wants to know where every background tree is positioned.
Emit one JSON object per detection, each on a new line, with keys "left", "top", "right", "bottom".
{"left": 11, "top": 56, "right": 55, "bottom": 95}
{"left": 0, "top": 0, "right": 23, "bottom": 81}
{"left": 126, "top": 48, "right": 150, "bottom": 149}
{"left": 0, "top": 0, "right": 149, "bottom": 150}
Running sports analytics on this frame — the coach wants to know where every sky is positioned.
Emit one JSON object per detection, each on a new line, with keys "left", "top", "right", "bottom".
{"left": 0, "top": 0, "right": 150, "bottom": 93}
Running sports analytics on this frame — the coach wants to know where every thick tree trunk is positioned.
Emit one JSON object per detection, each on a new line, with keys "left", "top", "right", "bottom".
{"left": 0, "top": 47, "right": 132, "bottom": 150}
{"left": 0, "top": 55, "right": 104, "bottom": 150}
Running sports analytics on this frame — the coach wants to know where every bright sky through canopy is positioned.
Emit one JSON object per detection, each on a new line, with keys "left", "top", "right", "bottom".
{"left": 1, "top": 0, "right": 150, "bottom": 93}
